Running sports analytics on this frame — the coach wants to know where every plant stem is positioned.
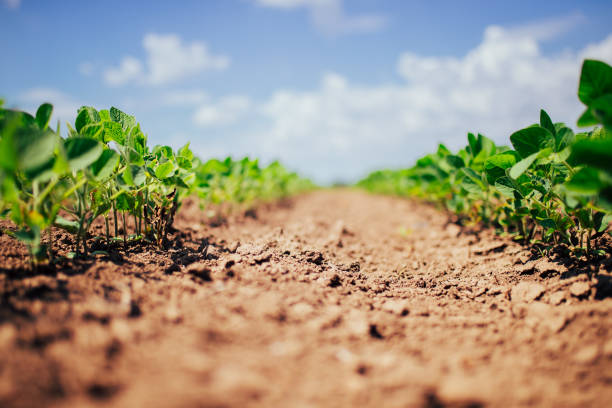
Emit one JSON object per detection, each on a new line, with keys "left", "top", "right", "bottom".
{"left": 122, "top": 211, "right": 127, "bottom": 250}
{"left": 113, "top": 205, "right": 118, "bottom": 238}
{"left": 105, "top": 215, "right": 110, "bottom": 245}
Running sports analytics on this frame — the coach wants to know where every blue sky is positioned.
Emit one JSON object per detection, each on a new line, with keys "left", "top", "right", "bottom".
{"left": 2, "top": 0, "right": 612, "bottom": 183}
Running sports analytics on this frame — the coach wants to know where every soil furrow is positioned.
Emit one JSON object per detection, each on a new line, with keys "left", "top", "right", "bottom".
{"left": 1, "top": 190, "right": 611, "bottom": 408}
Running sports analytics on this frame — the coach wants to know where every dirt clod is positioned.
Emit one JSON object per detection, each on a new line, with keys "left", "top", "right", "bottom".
{"left": 511, "top": 282, "right": 545, "bottom": 303}
{"left": 569, "top": 281, "right": 591, "bottom": 298}
{"left": 328, "top": 274, "right": 342, "bottom": 288}
{"left": 185, "top": 262, "right": 212, "bottom": 281}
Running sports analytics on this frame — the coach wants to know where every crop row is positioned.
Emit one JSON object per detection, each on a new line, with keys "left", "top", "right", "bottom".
{"left": 358, "top": 59, "right": 612, "bottom": 258}
{"left": 0, "top": 103, "right": 312, "bottom": 264}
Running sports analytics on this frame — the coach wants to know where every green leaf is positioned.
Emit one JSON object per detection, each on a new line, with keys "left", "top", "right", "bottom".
{"left": 129, "top": 125, "right": 147, "bottom": 154}
{"left": 110, "top": 107, "right": 136, "bottom": 131}
{"left": 0, "top": 109, "right": 36, "bottom": 129}
{"left": 153, "top": 145, "right": 174, "bottom": 159}
{"left": 467, "top": 132, "right": 478, "bottom": 157}
{"left": 538, "top": 218, "right": 557, "bottom": 230}
{"left": 15, "top": 228, "right": 39, "bottom": 244}
{"left": 589, "top": 94, "right": 612, "bottom": 129}
{"left": 461, "top": 167, "right": 485, "bottom": 192}
{"left": 485, "top": 153, "right": 516, "bottom": 169}
{"left": 99, "top": 109, "right": 111, "bottom": 121}
{"left": 176, "top": 156, "right": 192, "bottom": 170}
{"left": 155, "top": 161, "right": 176, "bottom": 179}
{"left": 90, "top": 149, "right": 119, "bottom": 180}
{"left": 178, "top": 143, "right": 194, "bottom": 160}
{"left": 124, "top": 146, "right": 145, "bottom": 166}
{"left": 445, "top": 155, "right": 464, "bottom": 169}
{"left": 54, "top": 215, "right": 80, "bottom": 234}
{"left": 92, "top": 191, "right": 111, "bottom": 217}
{"left": 437, "top": 144, "right": 451, "bottom": 156}
{"left": 64, "top": 137, "right": 103, "bottom": 171}
{"left": 594, "top": 212, "right": 612, "bottom": 232}
{"left": 554, "top": 126, "right": 575, "bottom": 151}
{"left": 578, "top": 59, "right": 612, "bottom": 106}
{"left": 25, "top": 156, "right": 56, "bottom": 182}
{"left": 509, "top": 152, "right": 538, "bottom": 179}
{"left": 570, "top": 138, "right": 612, "bottom": 173}
{"left": 494, "top": 177, "right": 518, "bottom": 199}
{"left": 115, "top": 191, "right": 133, "bottom": 211}
{"left": 484, "top": 153, "right": 516, "bottom": 184}
{"left": 539, "top": 109, "right": 556, "bottom": 136}
{"left": 577, "top": 108, "right": 599, "bottom": 128}
{"left": 171, "top": 175, "right": 189, "bottom": 189}
{"left": 462, "top": 177, "right": 483, "bottom": 194}
{"left": 576, "top": 208, "right": 594, "bottom": 229}
{"left": 35, "top": 103, "right": 53, "bottom": 130}
{"left": 550, "top": 147, "right": 571, "bottom": 164}
{"left": 122, "top": 164, "right": 146, "bottom": 186}
{"left": 80, "top": 123, "right": 105, "bottom": 141}
{"left": 0, "top": 131, "right": 17, "bottom": 171}
{"left": 103, "top": 121, "right": 124, "bottom": 144}
{"left": 75, "top": 106, "right": 101, "bottom": 133}
{"left": 16, "top": 127, "right": 57, "bottom": 173}
{"left": 472, "top": 134, "right": 496, "bottom": 164}
{"left": 510, "top": 126, "right": 555, "bottom": 158}
{"left": 565, "top": 167, "right": 603, "bottom": 195}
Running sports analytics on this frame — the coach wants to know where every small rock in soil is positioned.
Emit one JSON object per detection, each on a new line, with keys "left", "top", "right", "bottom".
{"left": 569, "top": 281, "right": 591, "bottom": 298}
{"left": 228, "top": 241, "right": 240, "bottom": 253}
{"left": 549, "top": 291, "right": 566, "bottom": 306}
{"left": 254, "top": 252, "right": 272, "bottom": 264}
{"left": 511, "top": 282, "right": 545, "bottom": 303}
{"left": 447, "top": 287, "right": 461, "bottom": 299}
{"left": 381, "top": 300, "right": 409, "bottom": 315}
{"left": 304, "top": 250, "right": 324, "bottom": 265}
{"left": 186, "top": 262, "right": 213, "bottom": 281}
{"left": 128, "top": 301, "right": 142, "bottom": 318}
{"left": 164, "top": 263, "right": 180, "bottom": 274}
{"left": 535, "top": 259, "right": 564, "bottom": 278}
{"left": 368, "top": 324, "right": 384, "bottom": 339}
{"left": 573, "top": 345, "right": 600, "bottom": 364}
{"left": 328, "top": 274, "right": 342, "bottom": 288}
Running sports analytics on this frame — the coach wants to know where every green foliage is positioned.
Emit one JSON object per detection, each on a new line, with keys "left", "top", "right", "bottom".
{"left": 193, "top": 157, "right": 314, "bottom": 210}
{"left": 0, "top": 102, "right": 313, "bottom": 265}
{"left": 358, "top": 59, "right": 612, "bottom": 258}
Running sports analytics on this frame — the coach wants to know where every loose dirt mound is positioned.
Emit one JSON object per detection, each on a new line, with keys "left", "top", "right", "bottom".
{"left": 1, "top": 190, "right": 611, "bottom": 407}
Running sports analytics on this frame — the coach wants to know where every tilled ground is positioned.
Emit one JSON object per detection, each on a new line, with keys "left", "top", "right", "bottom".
{"left": 1, "top": 190, "right": 612, "bottom": 408}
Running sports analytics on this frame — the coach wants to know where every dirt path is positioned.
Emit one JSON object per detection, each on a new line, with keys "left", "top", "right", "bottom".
{"left": 1, "top": 190, "right": 611, "bottom": 407}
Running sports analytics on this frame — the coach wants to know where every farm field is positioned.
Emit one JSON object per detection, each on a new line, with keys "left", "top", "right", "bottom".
{"left": 2, "top": 2, "right": 612, "bottom": 405}
{"left": 1, "top": 189, "right": 611, "bottom": 408}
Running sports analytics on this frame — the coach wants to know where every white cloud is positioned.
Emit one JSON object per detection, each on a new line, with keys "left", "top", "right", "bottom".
{"left": 104, "top": 34, "right": 229, "bottom": 86}
{"left": 192, "top": 95, "right": 251, "bottom": 127}
{"left": 18, "top": 88, "right": 82, "bottom": 127}
{"left": 255, "top": 0, "right": 385, "bottom": 34}
{"left": 233, "top": 19, "right": 612, "bottom": 183}
{"left": 104, "top": 56, "right": 143, "bottom": 86}
{"left": 2, "top": 0, "right": 21, "bottom": 9}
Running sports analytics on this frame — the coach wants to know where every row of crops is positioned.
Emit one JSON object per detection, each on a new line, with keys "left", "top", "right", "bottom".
{"left": 358, "top": 59, "right": 612, "bottom": 258}
{"left": 0, "top": 102, "right": 313, "bottom": 264}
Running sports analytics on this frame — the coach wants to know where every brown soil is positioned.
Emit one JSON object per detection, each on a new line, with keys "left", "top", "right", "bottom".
{"left": 1, "top": 190, "right": 612, "bottom": 408}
